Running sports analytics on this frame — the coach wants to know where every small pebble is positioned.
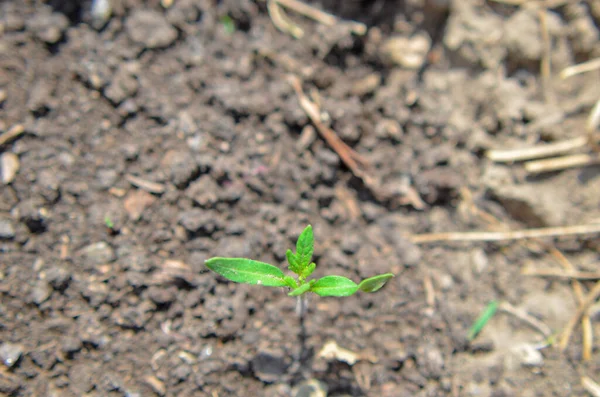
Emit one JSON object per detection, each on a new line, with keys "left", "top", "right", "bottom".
{"left": 0, "top": 218, "right": 16, "bottom": 240}
{"left": 144, "top": 375, "right": 166, "bottom": 396}
{"left": 96, "top": 169, "right": 119, "bottom": 190}
{"left": 0, "top": 370, "right": 22, "bottom": 394}
{"left": 126, "top": 10, "right": 177, "bottom": 49}
{"left": 121, "top": 144, "right": 140, "bottom": 161}
{"left": 124, "top": 189, "right": 157, "bottom": 221}
{"left": 61, "top": 336, "right": 83, "bottom": 355}
{"left": 78, "top": 242, "right": 116, "bottom": 266}
{"left": 69, "top": 364, "right": 96, "bottom": 394}
{"left": 470, "top": 248, "right": 489, "bottom": 274}
{"left": 31, "top": 281, "right": 52, "bottom": 305}
{"left": 3, "top": 13, "right": 25, "bottom": 32}
{"left": 91, "top": 0, "right": 112, "bottom": 29}
{"left": 350, "top": 73, "right": 381, "bottom": 96}
{"left": 185, "top": 176, "right": 219, "bottom": 208}
{"left": 104, "top": 68, "right": 139, "bottom": 105}
{"left": 1, "top": 152, "right": 19, "bottom": 184}
{"left": 417, "top": 343, "right": 445, "bottom": 379}
{"left": 160, "top": 149, "right": 199, "bottom": 189}
{"left": 171, "top": 364, "right": 191, "bottom": 382}
{"left": 251, "top": 349, "right": 289, "bottom": 383}
{"left": 341, "top": 233, "right": 362, "bottom": 255}
{"left": 44, "top": 265, "right": 71, "bottom": 291}
{"left": 147, "top": 286, "right": 176, "bottom": 306}
{"left": 375, "top": 119, "right": 403, "bottom": 141}
{"left": 508, "top": 344, "right": 543, "bottom": 368}
{"left": 27, "top": 11, "right": 69, "bottom": 44}
{"left": 0, "top": 343, "right": 23, "bottom": 368}
{"left": 293, "top": 379, "right": 328, "bottom": 397}
{"left": 178, "top": 209, "right": 221, "bottom": 235}
{"left": 391, "top": 235, "right": 422, "bottom": 267}
{"left": 112, "top": 302, "right": 153, "bottom": 329}
{"left": 381, "top": 33, "right": 431, "bottom": 69}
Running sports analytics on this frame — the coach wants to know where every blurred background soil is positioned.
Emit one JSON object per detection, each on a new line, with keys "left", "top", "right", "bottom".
{"left": 1, "top": 0, "right": 600, "bottom": 396}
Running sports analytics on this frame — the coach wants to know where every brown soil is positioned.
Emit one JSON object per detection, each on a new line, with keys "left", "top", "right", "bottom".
{"left": 1, "top": 0, "right": 600, "bottom": 396}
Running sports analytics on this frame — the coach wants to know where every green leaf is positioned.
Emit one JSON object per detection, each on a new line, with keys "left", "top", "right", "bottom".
{"left": 283, "top": 276, "right": 298, "bottom": 289}
{"left": 358, "top": 273, "right": 394, "bottom": 293}
{"left": 310, "top": 275, "right": 358, "bottom": 297}
{"left": 288, "top": 281, "right": 313, "bottom": 296}
{"left": 467, "top": 300, "right": 498, "bottom": 341}
{"left": 286, "top": 249, "right": 301, "bottom": 275}
{"left": 300, "top": 262, "right": 316, "bottom": 279}
{"left": 295, "top": 225, "right": 314, "bottom": 268}
{"left": 205, "top": 257, "right": 287, "bottom": 287}
{"left": 219, "top": 15, "right": 235, "bottom": 35}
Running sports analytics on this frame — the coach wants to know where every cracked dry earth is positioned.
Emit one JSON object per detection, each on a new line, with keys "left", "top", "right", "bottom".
{"left": 1, "top": 0, "right": 600, "bottom": 396}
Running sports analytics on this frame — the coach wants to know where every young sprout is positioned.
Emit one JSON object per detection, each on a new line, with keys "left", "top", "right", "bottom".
{"left": 468, "top": 300, "right": 498, "bottom": 341}
{"left": 104, "top": 215, "right": 114, "bottom": 229}
{"left": 205, "top": 225, "right": 394, "bottom": 297}
{"left": 219, "top": 15, "right": 235, "bottom": 35}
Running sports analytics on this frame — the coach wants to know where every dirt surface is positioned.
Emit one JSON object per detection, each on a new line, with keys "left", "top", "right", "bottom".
{"left": 1, "top": 0, "right": 600, "bottom": 396}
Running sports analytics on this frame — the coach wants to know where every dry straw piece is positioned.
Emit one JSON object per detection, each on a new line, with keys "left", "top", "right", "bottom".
{"left": 487, "top": 137, "right": 588, "bottom": 163}
{"left": 409, "top": 223, "right": 600, "bottom": 244}
{"left": 266, "top": 0, "right": 366, "bottom": 38}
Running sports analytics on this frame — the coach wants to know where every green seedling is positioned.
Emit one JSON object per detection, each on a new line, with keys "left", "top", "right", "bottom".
{"left": 104, "top": 215, "right": 114, "bottom": 229}
{"left": 205, "top": 225, "right": 394, "bottom": 297}
{"left": 468, "top": 300, "right": 498, "bottom": 341}
{"left": 219, "top": 15, "right": 235, "bottom": 35}
{"left": 206, "top": 225, "right": 393, "bottom": 379}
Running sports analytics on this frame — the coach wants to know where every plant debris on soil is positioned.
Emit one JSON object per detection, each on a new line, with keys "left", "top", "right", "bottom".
{"left": 1, "top": 0, "right": 600, "bottom": 396}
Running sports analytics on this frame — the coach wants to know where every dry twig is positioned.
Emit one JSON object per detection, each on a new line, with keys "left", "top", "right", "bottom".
{"left": 587, "top": 99, "right": 600, "bottom": 136}
{"left": 410, "top": 223, "right": 600, "bottom": 244}
{"left": 0, "top": 124, "right": 25, "bottom": 146}
{"left": 525, "top": 153, "right": 600, "bottom": 174}
{"left": 488, "top": 0, "right": 529, "bottom": 4}
{"left": 582, "top": 376, "right": 600, "bottom": 397}
{"left": 560, "top": 58, "right": 600, "bottom": 80}
{"left": 489, "top": 0, "right": 581, "bottom": 7}
{"left": 256, "top": 48, "right": 314, "bottom": 78}
{"left": 267, "top": 0, "right": 304, "bottom": 39}
{"left": 125, "top": 174, "right": 166, "bottom": 194}
{"left": 560, "top": 57, "right": 600, "bottom": 147}
{"left": 548, "top": 248, "right": 593, "bottom": 361}
{"left": 487, "top": 137, "right": 588, "bottom": 163}
{"left": 538, "top": 7, "right": 552, "bottom": 103}
{"left": 522, "top": 267, "right": 600, "bottom": 280}
{"left": 288, "top": 75, "right": 425, "bottom": 209}
{"left": 288, "top": 75, "right": 369, "bottom": 174}
{"left": 274, "top": 0, "right": 337, "bottom": 25}
{"left": 424, "top": 272, "right": 435, "bottom": 308}
{"left": 498, "top": 301, "right": 552, "bottom": 338}
{"left": 559, "top": 281, "right": 600, "bottom": 352}
{"left": 266, "top": 0, "right": 366, "bottom": 38}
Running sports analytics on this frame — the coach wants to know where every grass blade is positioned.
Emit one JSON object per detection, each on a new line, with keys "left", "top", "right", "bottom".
{"left": 468, "top": 300, "right": 499, "bottom": 341}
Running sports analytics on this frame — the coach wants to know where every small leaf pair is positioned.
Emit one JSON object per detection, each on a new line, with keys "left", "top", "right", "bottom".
{"left": 205, "top": 225, "right": 394, "bottom": 298}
